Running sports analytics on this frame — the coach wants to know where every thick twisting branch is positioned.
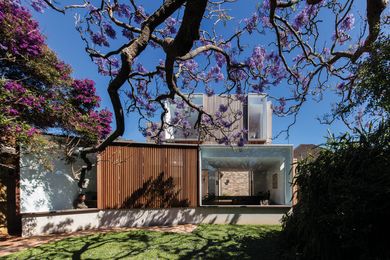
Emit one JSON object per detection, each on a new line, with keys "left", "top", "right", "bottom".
{"left": 75, "top": 0, "right": 187, "bottom": 186}
{"left": 153, "top": 0, "right": 209, "bottom": 138}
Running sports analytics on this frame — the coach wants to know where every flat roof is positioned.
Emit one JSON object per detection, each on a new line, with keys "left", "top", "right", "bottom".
{"left": 111, "top": 140, "right": 293, "bottom": 148}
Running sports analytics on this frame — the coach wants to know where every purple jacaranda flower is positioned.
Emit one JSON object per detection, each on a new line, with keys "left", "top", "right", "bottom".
{"left": 136, "top": 63, "right": 148, "bottom": 73}
{"left": 134, "top": 6, "right": 146, "bottom": 24}
{"left": 122, "top": 29, "right": 133, "bottom": 40}
{"left": 103, "top": 23, "right": 116, "bottom": 39}
{"left": 336, "top": 82, "right": 345, "bottom": 90}
{"left": 214, "top": 52, "right": 226, "bottom": 68}
{"left": 279, "top": 97, "right": 286, "bottom": 107}
{"left": 218, "top": 104, "right": 228, "bottom": 113}
{"left": 182, "top": 59, "right": 198, "bottom": 73}
{"left": 252, "top": 83, "right": 265, "bottom": 93}
{"left": 221, "top": 119, "right": 232, "bottom": 128}
{"left": 208, "top": 66, "right": 224, "bottom": 82}
{"left": 247, "top": 46, "right": 266, "bottom": 69}
{"left": 293, "top": 8, "right": 309, "bottom": 30}
{"left": 237, "top": 137, "right": 245, "bottom": 147}
{"left": 332, "top": 30, "right": 350, "bottom": 45}
{"left": 114, "top": 4, "right": 132, "bottom": 18}
{"left": 161, "top": 17, "right": 178, "bottom": 37}
{"left": 205, "top": 86, "right": 215, "bottom": 97}
{"left": 91, "top": 32, "right": 109, "bottom": 47}
{"left": 340, "top": 14, "right": 355, "bottom": 31}
{"left": 243, "top": 12, "right": 259, "bottom": 34}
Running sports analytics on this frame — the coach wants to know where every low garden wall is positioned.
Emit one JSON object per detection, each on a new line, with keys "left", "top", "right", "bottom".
{"left": 21, "top": 206, "right": 290, "bottom": 236}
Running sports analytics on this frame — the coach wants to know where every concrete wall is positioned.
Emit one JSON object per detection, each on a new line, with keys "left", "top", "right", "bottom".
{"left": 21, "top": 206, "right": 290, "bottom": 236}
{"left": 20, "top": 145, "right": 97, "bottom": 213}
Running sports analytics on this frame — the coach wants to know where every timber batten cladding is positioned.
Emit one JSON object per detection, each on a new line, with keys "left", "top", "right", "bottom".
{"left": 97, "top": 143, "right": 199, "bottom": 209}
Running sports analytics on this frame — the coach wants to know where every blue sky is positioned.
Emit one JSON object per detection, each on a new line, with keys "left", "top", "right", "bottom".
{"left": 31, "top": 1, "right": 357, "bottom": 147}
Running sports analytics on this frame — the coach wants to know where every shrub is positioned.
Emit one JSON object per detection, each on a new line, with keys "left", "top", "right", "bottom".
{"left": 281, "top": 122, "right": 390, "bottom": 259}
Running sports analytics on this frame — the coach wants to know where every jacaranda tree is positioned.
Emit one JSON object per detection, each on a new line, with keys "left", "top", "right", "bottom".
{"left": 0, "top": 0, "right": 112, "bottom": 169}
{"left": 20, "top": 0, "right": 389, "bottom": 170}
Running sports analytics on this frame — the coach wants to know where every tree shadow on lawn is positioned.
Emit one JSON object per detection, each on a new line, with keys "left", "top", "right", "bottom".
{"left": 4, "top": 225, "right": 283, "bottom": 260}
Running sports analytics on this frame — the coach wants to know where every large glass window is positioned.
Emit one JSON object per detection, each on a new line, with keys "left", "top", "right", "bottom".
{"left": 200, "top": 145, "right": 293, "bottom": 206}
{"left": 248, "top": 94, "right": 267, "bottom": 141}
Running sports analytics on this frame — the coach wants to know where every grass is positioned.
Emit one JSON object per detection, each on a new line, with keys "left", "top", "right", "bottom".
{"left": 3, "top": 225, "right": 282, "bottom": 259}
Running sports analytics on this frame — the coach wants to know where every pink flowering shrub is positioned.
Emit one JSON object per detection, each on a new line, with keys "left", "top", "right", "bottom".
{"left": 0, "top": 0, "right": 112, "bottom": 148}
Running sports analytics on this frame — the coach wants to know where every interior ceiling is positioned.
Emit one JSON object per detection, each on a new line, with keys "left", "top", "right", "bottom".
{"left": 204, "top": 157, "right": 281, "bottom": 171}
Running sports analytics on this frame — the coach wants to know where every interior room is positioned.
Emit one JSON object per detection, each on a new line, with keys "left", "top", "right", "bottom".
{"left": 200, "top": 146, "right": 292, "bottom": 206}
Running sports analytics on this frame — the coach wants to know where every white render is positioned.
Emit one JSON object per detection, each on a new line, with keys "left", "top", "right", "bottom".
{"left": 20, "top": 142, "right": 97, "bottom": 213}
{"left": 21, "top": 206, "right": 290, "bottom": 236}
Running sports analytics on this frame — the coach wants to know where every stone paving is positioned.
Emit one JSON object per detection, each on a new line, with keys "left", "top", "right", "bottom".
{"left": 0, "top": 224, "right": 198, "bottom": 257}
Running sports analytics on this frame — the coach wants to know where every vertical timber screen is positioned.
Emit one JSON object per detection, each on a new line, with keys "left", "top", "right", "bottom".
{"left": 97, "top": 144, "right": 198, "bottom": 209}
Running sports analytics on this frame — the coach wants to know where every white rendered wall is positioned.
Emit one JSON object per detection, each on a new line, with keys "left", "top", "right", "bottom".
{"left": 20, "top": 145, "right": 97, "bottom": 213}
{"left": 266, "top": 164, "right": 285, "bottom": 205}
{"left": 21, "top": 206, "right": 290, "bottom": 236}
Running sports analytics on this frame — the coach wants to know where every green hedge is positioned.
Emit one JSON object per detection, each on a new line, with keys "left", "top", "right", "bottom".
{"left": 282, "top": 122, "right": 390, "bottom": 259}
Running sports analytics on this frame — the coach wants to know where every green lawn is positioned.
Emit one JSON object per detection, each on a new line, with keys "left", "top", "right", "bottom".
{"left": 3, "top": 225, "right": 282, "bottom": 259}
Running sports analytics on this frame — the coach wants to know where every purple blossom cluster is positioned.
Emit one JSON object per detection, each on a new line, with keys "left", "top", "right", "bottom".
{"left": 332, "top": 30, "right": 351, "bottom": 45}
{"left": 4, "top": 81, "right": 26, "bottom": 93}
{"left": 293, "top": 8, "right": 309, "bottom": 30}
{"left": 134, "top": 6, "right": 147, "bottom": 24}
{"left": 71, "top": 79, "right": 101, "bottom": 110}
{"left": 214, "top": 52, "right": 226, "bottom": 68}
{"left": 246, "top": 46, "right": 286, "bottom": 86}
{"left": 0, "top": 1, "right": 45, "bottom": 57}
{"left": 114, "top": 4, "right": 132, "bottom": 18}
{"left": 181, "top": 59, "right": 198, "bottom": 73}
{"left": 91, "top": 32, "right": 110, "bottom": 47}
{"left": 0, "top": 2, "right": 113, "bottom": 144}
{"left": 103, "top": 23, "right": 117, "bottom": 39}
{"left": 161, "top": 17, "right": 178, "bottom": 37}
{"left": 243, "top": 13, "right": 259, "bottom": 34}
{"left": 207, "top": 66, "right": 224, "bottom": 83}
{"left": 218, "top": 104, "right": 228, "bottom": 113}
{"left": 340, "top": 14, "right": 355, "bottom": 31}
{"left": 247, "top": 46, "right": 266, "bottom": 69}
{"left": 94, "top": 57, "right": 120, "bottom": 76}
{"left": 96, "top": 109, "right": 113, "bottom": 139}
{"left": 205, "top": 86, "right": 215, "bottom": 97}
{"left": 122, "top": 29, "right": 134, "bottom": 40}
{"left": 229, "top": 68, "right": 247, "bottom": 81}
{"left": 252, "top": 83, "right": 265, "bottom": 93}
{"left": 136, "top": 63, "right": 148, "bottom": 73}
{"left": 331, "top": 14, "right": 354, "bottom": 45}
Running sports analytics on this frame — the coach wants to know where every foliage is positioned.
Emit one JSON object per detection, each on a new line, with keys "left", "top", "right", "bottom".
{"left": 0, "top": 0, "right": 112, "bottom": 153}
{"left": 5, "top": 225, "right": 282, "bottom": 259}
{"left": 353, "top": 37, "right": 390, "bottom": 114}
{"left": 26, "top": 0, "right": 388, "bottom": 149}
{"left": 327, "top": 37, "right": 390, "bottom": 127}
{"left": 281, "top": 121, "right": 390, "bottom": 259}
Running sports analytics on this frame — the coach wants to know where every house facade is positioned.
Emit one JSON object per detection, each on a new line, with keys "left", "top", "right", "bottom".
{"left": 161, "top": 93, "right": 293, "bottom": 207}
{"left": 7, "top": 94, "right": 295, "bottom": 236}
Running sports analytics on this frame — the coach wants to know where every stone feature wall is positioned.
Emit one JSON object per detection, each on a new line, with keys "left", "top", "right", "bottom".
{"left": 219, "top": 171, "right": 250, "bottom": 196}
